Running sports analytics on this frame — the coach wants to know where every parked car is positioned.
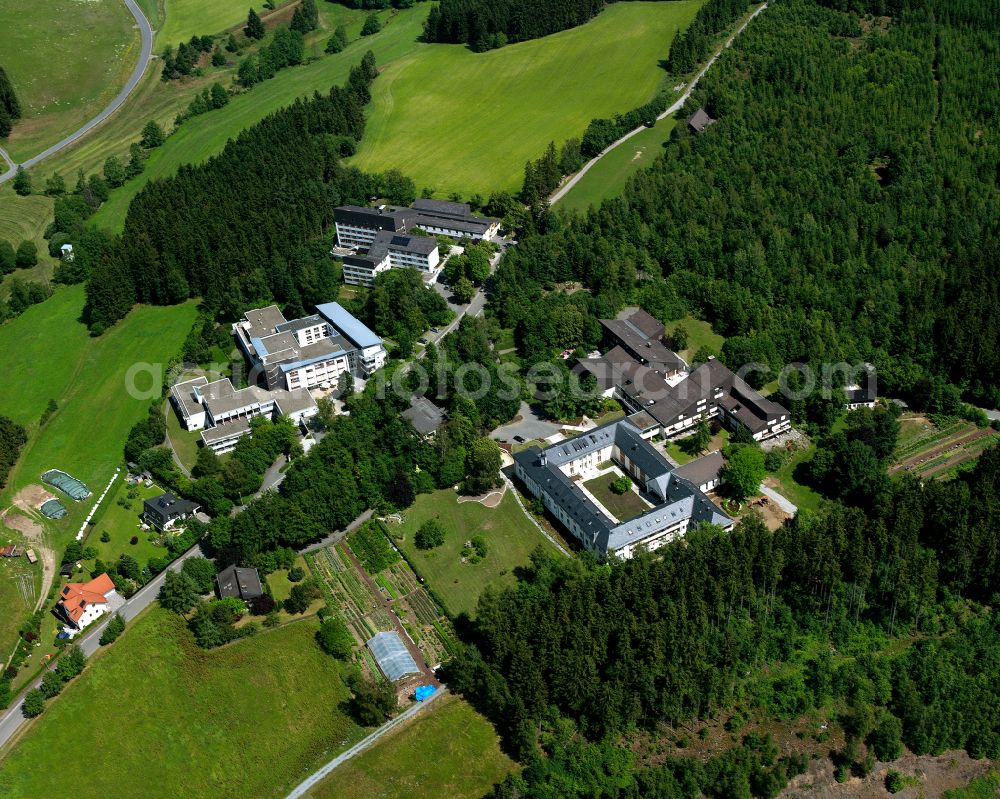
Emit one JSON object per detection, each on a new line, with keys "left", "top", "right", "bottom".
{"left": 513, "top": 435, "right": 525, "bottom": 443}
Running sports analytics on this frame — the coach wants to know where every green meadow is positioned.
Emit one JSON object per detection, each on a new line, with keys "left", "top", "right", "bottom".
{"left": 0, "top": 611, "right": 365, "bottom": 799}
{"left": 559, "top": 118, "right": 678, "bottom": 212}
{"left": 350, "top": 2, "right": 703, "bottom": 197}
{"left": 0, "top": 285, "right": 197, "bottom": 545}
{"left": 0, "top": 0, "right": 140, "bottom": 161}
{"left": 305, "top": 694, "right": 517, "bottom": 799}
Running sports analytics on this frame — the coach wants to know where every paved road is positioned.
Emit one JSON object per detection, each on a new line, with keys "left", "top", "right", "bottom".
{"left": 491, "top": 401, "right": 562, "bottom": 443}
{"left": 0, "top": 542, "right": 206, "bottom": 750}
{"left": 285, "top": 687, "right": 447, "bottom": 799}
{"left": 298, "top": 509, "right": 374, "bottom": 555}
{"left": 0, "top": 0, "right": 154, "bottom": 184}
{"left": 549, "top": 2, "right": 769, "bottom": 205}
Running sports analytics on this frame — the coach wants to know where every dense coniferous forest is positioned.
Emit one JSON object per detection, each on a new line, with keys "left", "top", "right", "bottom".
{"left": 423, "top": 0, "right": 604, "bottom": 49}
{"left": 0, "top": 65, "right": 21, "bottom": 137}
{"left": 83, "top": 53, "right": 382, "bottom": 333}
{"left": 0, "top": 416, "right": 27, "bottom": 489}
{"left": 496, "top": 0, "right": 1000, "bottom": 407}
{"left": 447, "top": 446, "right": 1000, "bottom": 792}
{"left": 666, "top": 0, "right": 751, "bottom": 73}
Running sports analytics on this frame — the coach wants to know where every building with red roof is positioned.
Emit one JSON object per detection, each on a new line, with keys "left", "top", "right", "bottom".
{"left": 56, "top": 573, "right": 119, "bottom": 630}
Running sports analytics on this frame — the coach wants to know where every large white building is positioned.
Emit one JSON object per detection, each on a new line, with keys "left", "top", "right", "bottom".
{"left": 341, "top": 230, "right": 440, "bottom": 287}
{"left": 171, "top": 376, "right": 318, "bottom": 453}
{"left": 514, "top": 420, "right": 732, "bottom": 560}
{"left": 333, "top": 199, "right": 500, "bottom": 248}
{"left": 232, "top": 302, "right": 387, "bottom": 390}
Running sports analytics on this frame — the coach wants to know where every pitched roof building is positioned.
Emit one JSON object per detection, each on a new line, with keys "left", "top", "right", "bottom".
{"left": 514, "top": 419, "right": 732, "bottom": 559}
{"left": 215, "top": 565, "right": 264, "bottom": 601}
{"left": 599, "top": 308, "right": 685, "bottom": 376}
{"left": 402, "top": 395, "right": 446, "bottom": 438}
{"left": 57, "top": 573, "right": 118, "bottom": 630}
{"left": 143, "top": 492, "right": 200, "bottom": 530}
{"left": 688, "top": 107, "right": 716, "bottom": 134}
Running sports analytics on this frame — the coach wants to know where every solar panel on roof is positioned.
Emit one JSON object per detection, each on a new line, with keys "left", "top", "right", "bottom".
{"left": 390, "top": 235, "right": 409, "bottom": 246}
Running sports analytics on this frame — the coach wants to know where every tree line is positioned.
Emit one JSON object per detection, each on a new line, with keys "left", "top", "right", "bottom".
{"left": 0, "top": 64, "right": 21, "bottom": 137}
{"left": 424, "top": 0, "right": 602, "bottom": 50}
{"left": 494, "top": 0, "right": 1000, "bottom": 409}
{"left": 83, "top": 53, "right": 381, "bottom": 333}
{"left": 665, "top": 0, "right": 751, "bottom": 74}
{"left": 0, "top": 416, "right": 26, "bottom": 490}
{"left": 445, "top": 444, "right": 1000, "bottom": 781}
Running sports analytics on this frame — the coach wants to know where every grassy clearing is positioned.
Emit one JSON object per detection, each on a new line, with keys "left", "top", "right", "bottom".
{"left": 767, "top": 445, "right": 823, "bottom": 514}
{"left": 559, "top": 118, "right": 677, "bottom": 212}
{"left": 0, "top": 0, "right": 139, "bottom": 161}
{"left": 392, "top": 489, "right": 555, "bottom": 618}
{"left": 351, "top": 2, "right": 703, "bottom": 197}
{"left": 305, "top": 694, "right": 517, "bottom": 799}
{"left": 91, "top": 5, "right": 420, "bottom": 231}
{"left": 0, "top": 609, "right": 365, "bottom": 798}
{"left": 583, "top": 473, "right": 650, "bottom": 521}
{"left": 0, "top": 286, "right": 197, "bottom": 553}
{"left": 667, "top": 314, "right": 725, "bottom": 363}
{"left": 664, "top": 427, "right": 729, "bottom": 465}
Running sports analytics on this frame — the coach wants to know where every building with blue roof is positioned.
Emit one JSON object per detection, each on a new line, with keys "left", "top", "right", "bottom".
{"left": 233, "top": 301, "right": 387, "bottom": 391}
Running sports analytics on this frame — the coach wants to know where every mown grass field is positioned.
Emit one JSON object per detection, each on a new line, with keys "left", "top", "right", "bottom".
{"left": 668, "top": 314, "right": 726, "bottom": 363}
{"left": 0, "top": 192, "right": 56, "bottom": 296}
{"left": 157, "top": 0, "right": 265, "bottom": 46}
{"left": 87, "top": 477, "right": 168, "bottom": 567}
{"left": 0, "top": 0, "right": 140, "bottom": 161}
{"left": 393, "top": 489, "right": 555, "bottom": 618}
{"left": 305, "top": 694, "right": 517, "bottom": 799}
{"left": 583, "top": 473, "right": 650, "bottom": 522}
{"left": 0, "top": 285, "right": 197, "bottom": 551}
{"left": 0, "top": 610, "right": 366, "bottom": 798}
{"left": 559, "top": 118, "right": 678, "bottom": 212}
{"left": 351, "top": 2, "right": 703, "bottom": 197}
{"left": 91, "top": 5, "right": 419, "bottom": 230}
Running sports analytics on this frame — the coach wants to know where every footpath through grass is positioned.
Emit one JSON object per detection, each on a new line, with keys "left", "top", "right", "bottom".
{"left": 305, "top": 694, "right": 517, "bottom": 799}
{"left": 0, "top": 0, "right": 139, "bottom": 161}
{"left": 351, "top": 1, "right": 703, "bottom": 197}
{"left": 560, "top": 118, "right": 678, "bottom": 212}
{"left": 0, "top": 610, "right": 365, "bottom": 798}
{"left": 393, "top": 489, "right": 556, "bottom": 618}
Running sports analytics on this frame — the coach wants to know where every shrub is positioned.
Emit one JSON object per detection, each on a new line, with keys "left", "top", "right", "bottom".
{"left": 22, "top": 689, "right": 45, "bottom": 717}
{"left": 287, "top": 565, "right": 305, "bottom": 582}
{"left": 316, "top": 616, "right": 354, "bottom": 658}
{"left": 130, "top": 535, "right": 139, "bottom": 545}
{"left": 100, "top": 613, "right": 126, "bottom": 645}
{"left": 249, "top": 594, "right": 277, "bottom": 616}
{"left": 348, "top": 522, "right": 399, "bottom": 573}
{"left": 610, "top": 476, "right": 632, "bottom": 495}
{"left": 885, "top": 770, "right": 904, "bottom": 793}
{"left": 100, "top": 531, "right": 111, "bottom": 543}
{"left": 414, "top": 518, "right": 446, "bottom": 550}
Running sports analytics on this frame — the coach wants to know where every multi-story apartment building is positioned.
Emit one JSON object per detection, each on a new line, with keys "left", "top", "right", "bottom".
{"left": 341, "top": 230, "right": 440, "bottom": 287}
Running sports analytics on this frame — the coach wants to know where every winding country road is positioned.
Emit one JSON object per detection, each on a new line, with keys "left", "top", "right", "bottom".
{"left": 0, "top": 0, "right": 154, "bottom": 184}
{"left": 550, "top": 1, "right": 769, "bottom": 205}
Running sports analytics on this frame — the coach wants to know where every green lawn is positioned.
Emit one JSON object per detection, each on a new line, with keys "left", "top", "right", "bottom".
{"left": 87, "top": 478, "right": 169, "bottom": 568}
{"left": 559, "top": 118, "right": 678, "bottom": 212}
{"left": 351, "top": 2, "right": 703, "bottom": 197}
{"left": 664, "top": 428, "right": 729, "bottom": 465}
{"left": 394, "top": 489, "right": 556, "bottom": 618}
{"left": 91, "top": 5, "right": 423, "bottom": 231}
{"left": 305, "top": 694, "right": 517, "bottom": 799}
{"left": 0, "top": 610, "right": 366, "bottom": 798}
{"left": 166, "top": 404, "right": 202, "bottom": 472}
{"left": 0, "top": 286, "right": 197, "bottom": 547}
{"left": 582, "top": 473, "right": 651, "bottom": 522}
{"left": 0, "top": 0, "right": 140, "bottom": 161}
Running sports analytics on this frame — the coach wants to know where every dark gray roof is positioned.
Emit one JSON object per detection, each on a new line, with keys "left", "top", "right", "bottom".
{"left": 402, "top": 396, "right": 446, "bottom": 436}
{"left": 216, "top": 565, "right": 264, "bottom": 600}
{"left": 688, "top": 107, "right": 716, "bottom": 133}
{"left": 143, "top": 492, "right": 199, "bottom": 524}
{"left": 673, "top": 452, "right": 725, "bottom": 488}
{"left": 275, "top": 314, "right": 323, "bottom": 334}
{"left": 514, "top": 419, "right": 732, "bottom": 555}
{"left": 411, "top": 198, "right": 473, "bottom": 219}
{"left": 334, "top": 204, "right": 414, "bottom": 232}
{"left": 599, "top": 316, "right": 685, "bottom": 373}
{"left": 373, "top": 229, "right": 439, "bottom": 255}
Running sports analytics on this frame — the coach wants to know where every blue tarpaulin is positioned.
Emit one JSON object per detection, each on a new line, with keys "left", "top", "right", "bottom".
{"left": 415, "top": 685, "right": 436, "bottom": 701}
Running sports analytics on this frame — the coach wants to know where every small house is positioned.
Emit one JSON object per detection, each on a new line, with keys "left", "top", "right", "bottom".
{"left": 56, "top": 573, "right": 119, "bottom": 631}
{"left": 0, "top": 544, "right": 21, "bottom": 558}
{"left": 143, "top": 492, "right": 200, "bottom": 531}
{"left": 60, "top": 243, "right": 75, "bottom": 262}
{"left": 687, "top": 107, "right": 716, "bottom": 134}
{"left": 402, "top": 396, "right": 446, "bottom": 439}
{"left": 215, "top": 565, "right": 264, "bottom": 602}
